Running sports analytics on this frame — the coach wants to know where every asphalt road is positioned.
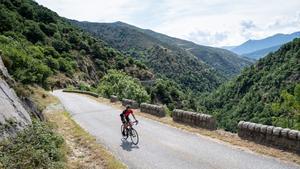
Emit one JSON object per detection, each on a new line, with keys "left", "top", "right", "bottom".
{"left": 53, "top": 90, "right": 300, "bottom": 169}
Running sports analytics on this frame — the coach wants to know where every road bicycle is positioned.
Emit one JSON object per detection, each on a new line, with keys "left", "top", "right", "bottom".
{"left": 121, "top": 121, "right": 139, "bottom": 145}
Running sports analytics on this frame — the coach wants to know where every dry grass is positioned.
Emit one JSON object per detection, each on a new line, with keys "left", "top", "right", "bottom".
{"left": 45, "top": 109, "right": 126, "bottom": 169}
{"left": 30, "top": 86, "right": 59, "bottom": 110}
{"left": 31, "top": 88, "right": 126, "bottom": 169}
{"left": 85, "top": 94, "right": 300, "bottom": 165}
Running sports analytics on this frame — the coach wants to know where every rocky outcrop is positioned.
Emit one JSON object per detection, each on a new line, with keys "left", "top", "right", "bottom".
{"left": 0, "top": 56, "right": 32, "bottom": 138}
{"left": 0, "top": 79, "right": 31, "bottom": 138}
{"left": 238, "top": 121, "right": 300, "bottom": 154}
{"left": 21, "top": 97, "right": 44, "bottom": 121}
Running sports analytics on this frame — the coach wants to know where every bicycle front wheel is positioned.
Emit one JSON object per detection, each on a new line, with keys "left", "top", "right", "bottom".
{"left": 130, "top": 128, "right": 139, "bottom": 145}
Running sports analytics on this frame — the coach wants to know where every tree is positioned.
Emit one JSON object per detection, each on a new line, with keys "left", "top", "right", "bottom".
{"left": 23, "top": 21, "right": 46, "bottom": 43}
{"left": 35, "top": 7, "right": 56, "bottom": 23}
{"left": 272, "top": 84, "right": 300, "bottom": 129}
{"left": 0, "top": 5, "right": 18, "bottom": 33}
{"left": 97, "top": 70, "right": 150, "bottom": 103}
{"left": 39, "top": 23, "right": 57, "bottom": 36}
{"left": 18, "top": 2, "right": 34, "bottom": 19}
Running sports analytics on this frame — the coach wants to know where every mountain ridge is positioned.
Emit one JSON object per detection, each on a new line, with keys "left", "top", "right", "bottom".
{"left": 71, "top": 20, "right": 252, "bottom": 80}
{"left": 231, "top": 31, "right": 300, "bottom": 59}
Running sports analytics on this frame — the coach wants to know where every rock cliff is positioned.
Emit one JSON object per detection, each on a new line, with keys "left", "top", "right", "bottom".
{"left": 0, "top": 56, "right": 32, "bottom": 138}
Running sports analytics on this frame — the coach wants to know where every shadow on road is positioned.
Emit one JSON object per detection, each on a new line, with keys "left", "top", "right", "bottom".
{"left": 120, "top": 139, "right": 139, "bottom": 151}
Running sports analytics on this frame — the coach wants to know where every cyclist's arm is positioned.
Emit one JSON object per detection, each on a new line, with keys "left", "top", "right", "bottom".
{"left": 131, "top": 113, "right": 137, "bottom": 121}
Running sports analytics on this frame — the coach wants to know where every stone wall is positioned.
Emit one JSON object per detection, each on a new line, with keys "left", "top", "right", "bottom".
{"left": 238, "top": 121, "right": 300, "bottom": 153}
{"left": 122, "top": 99, "right": 139, "bottom": 109}
{"left": 62, "top": 89, "right": 99, "bottom": 97}
{"left": 140, "top": 103, "right": 166, "bottom": 117}
{"left": 172, "top": 109, "right": 217, "bottom": 130}
{"left": 110, "top": 95, "right": 118, "bottom": 103}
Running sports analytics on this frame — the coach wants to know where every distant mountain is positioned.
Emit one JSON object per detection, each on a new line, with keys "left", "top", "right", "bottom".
{"left": 71, "top": 21, "right": 252, "bottom": 80}
{"left": 242, "top": 45, "right": 281, "bottom": 59}
{"left": 221, "top": 46, "right": 236, "bottom": 50}
{"left": 231, "top": 31, "right": 300, "bottom": 59}
{"left": 71, "top": 20, "right": 224, "bottom": 92}
{"left": 138, "top": 28, "right": 253, "bottom": 77}
{"left": 202, "top": 38, "right": 300, "bottom": 131}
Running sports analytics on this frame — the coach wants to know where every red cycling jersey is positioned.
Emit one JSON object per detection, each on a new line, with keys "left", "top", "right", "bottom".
{"left": 123, "top": 109, "right": 133, "bottom": 117}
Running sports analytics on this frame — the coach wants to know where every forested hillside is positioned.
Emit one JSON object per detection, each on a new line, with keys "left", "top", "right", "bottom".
{"left": 1, "top": 0, "right": 298, "bottom": 136}
{"left": 0, "top": 0, "right": 152, "bottom": 89}
{"left": 202, "top": 39, "right": 300, "bottom": 131}
{"left": 70, "top": 20, "right": 251, "bottom": 92}
{"left": 139, "top": 28, "right": 253, "bottom": 77}
{"left": 0, "top": 0, "right": 154, "bottom": 167}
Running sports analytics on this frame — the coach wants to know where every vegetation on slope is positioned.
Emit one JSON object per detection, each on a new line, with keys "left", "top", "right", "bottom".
{"left": 145, "top": 45, "right": 222, "bottom": 92}
{"left": 70, "top": 20, "right": 226, "bottom": 93}
{"left": 147, "top": 78, "right": 198, "bottom": 111}
{"left": 0, "top": 120, "right": 66, "bottom": 169}
{"left": 202, "top": 39, "right": 300, "bottom": 132}
{"left": 97, "top": 70, "right": 150, "bottom": 103}
{"left": 140, "top": 28, "right": 253, "bottom": 77}
{"left": 0, "top": 0, "right": 152, "bottom": 88}
{"left": 0, "top": 0, "right": 150, "bottom": 168}
{"left": 272, "top": 84, "right": 300, "bottom": 129}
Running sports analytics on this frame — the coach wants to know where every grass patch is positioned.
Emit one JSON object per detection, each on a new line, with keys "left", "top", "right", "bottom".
{"left": 0, "top": 120, "right": 67, "bottom": 169}
{"left": 29, "top": 87, "right": 126, "bottom": 168}
{"left": 45, "top": 108, "right": 126, "bottom": 169}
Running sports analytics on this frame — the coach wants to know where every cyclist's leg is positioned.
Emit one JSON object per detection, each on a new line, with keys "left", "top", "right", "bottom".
{"left": 120, "top": 114, "right": 126, "bottom": 136}
{"left": 125, "top": 116, "right": 131, "bottom": 136}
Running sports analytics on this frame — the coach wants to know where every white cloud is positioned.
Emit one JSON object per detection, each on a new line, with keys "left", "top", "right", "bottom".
{"left": 35, "top": 0, "right": 300, "bottom": 47}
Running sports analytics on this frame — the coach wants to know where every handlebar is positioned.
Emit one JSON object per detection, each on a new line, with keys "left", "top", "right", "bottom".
{"left": 132, "top": 120, "right": 138, "bottom": 125}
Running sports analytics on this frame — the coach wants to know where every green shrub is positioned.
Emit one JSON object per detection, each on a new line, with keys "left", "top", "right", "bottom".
{"left": 23, "top": 21, "right": 46, "bottom": 43}
{"left": 79, "top": 82, "right": 91, "bottom": 91}
{"left": 0, "top": 120, "right": 67, "bottom": 169}
{"left": 97, "top": 70, "right": 150, "bottom": 103}
{"left": 0, "top": 5, "right": 18, "bottom": 33}
{"left": 39, "top": 23, "right": 57, "bottom": 36}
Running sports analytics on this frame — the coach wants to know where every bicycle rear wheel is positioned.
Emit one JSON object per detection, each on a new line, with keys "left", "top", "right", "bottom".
{"left": 130, "top": 128, "right": 139, "bottom": 145}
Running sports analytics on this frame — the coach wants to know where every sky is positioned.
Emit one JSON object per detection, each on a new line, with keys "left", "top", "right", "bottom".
{"left": 35, "top": 0, "right": 300, "bottom": 47}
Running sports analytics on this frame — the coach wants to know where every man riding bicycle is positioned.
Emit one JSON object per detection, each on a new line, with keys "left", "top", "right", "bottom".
{"left": 120, "top": 105, "right": 138, "bottom": 136}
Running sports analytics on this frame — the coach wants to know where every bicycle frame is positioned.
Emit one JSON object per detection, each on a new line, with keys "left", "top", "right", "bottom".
{"left": 124, "top": 121, "right": 138, "bottom": 130}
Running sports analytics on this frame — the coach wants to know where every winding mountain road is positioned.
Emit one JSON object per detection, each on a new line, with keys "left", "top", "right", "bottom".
{"left": 53, "top": 90, "right": 300, "bottom": 169}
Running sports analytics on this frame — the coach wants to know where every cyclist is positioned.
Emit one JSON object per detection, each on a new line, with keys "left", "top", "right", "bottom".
{"left": 120, "top": 105, "right": 138, "bottom": 136}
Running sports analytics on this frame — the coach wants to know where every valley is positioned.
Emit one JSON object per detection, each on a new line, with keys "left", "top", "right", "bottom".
{"left": 0, "top": 0, "right": 299, "bottom": 168}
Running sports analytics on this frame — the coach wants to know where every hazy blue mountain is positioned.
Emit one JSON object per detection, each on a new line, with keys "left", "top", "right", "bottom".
{"left": 231, "top": 31, "right": 300, "bottom": 57}
{"left": 221, "top": 46, "right": 236, "bottom": 50}
{"left": 242, "top": 45, "right": 282, "bottom": 59}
